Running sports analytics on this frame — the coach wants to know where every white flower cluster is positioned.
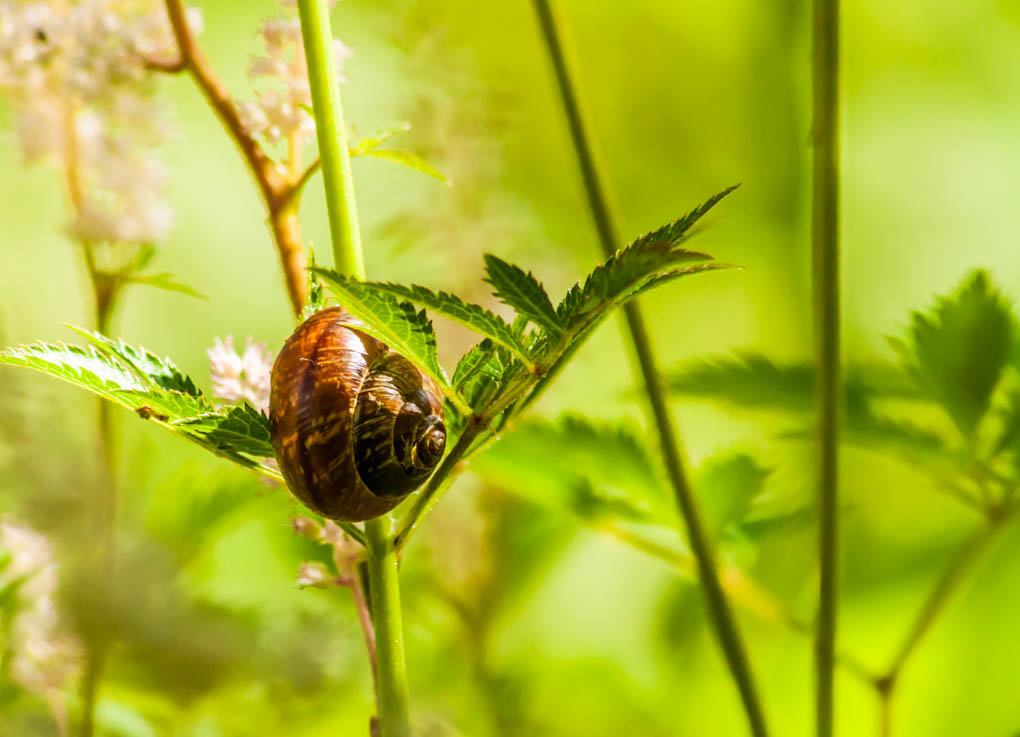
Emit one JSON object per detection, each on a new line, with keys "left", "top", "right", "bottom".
{"left": 0, "top": 520, "right": 80, "bottom": 707}
{"left": 0, "top": 0, "right": 191, "bottom": 244}
{"left": 238, "top": 12, "right": 352, "bottom": 149}
{"left": 206, "top": 335, "right": 273, "bottom": 414}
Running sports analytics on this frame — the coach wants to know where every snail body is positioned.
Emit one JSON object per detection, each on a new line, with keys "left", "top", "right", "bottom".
{"left": 269, "top": 307, "right": 446, "bottom": 522}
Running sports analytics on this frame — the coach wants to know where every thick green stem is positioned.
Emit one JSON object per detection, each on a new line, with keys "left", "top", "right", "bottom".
{"left": 295, "top": 3, "right": 408, "bottom": 733}
{"left": 364, "top": 517, "right": 411, "bottom": 737}
{"left": 531, "top": 2, "right": 769, "bottom": 735}
{"left": 811, "top": 0, "right": 841, "bottom": 734}
{"left": 295, "top": 0, "right": 364, "bottom": 279}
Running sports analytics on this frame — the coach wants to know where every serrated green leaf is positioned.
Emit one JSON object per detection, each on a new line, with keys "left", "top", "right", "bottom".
{"left": 349, "top": 122, "right": 412, "bottom": 156}
{"left": 452, "top": 339, "right": 505, "bottom": 410}
{"left": 894, "top": 270, "right": 1015, "bottom": 438}
{"left": 302, "top": 248, "right": 330, "bottom": 319}
{"left": 361, "top": 282, "right": 533, "bottom": 363}
{"left": 483, "top": 255, "right": 562, "bottom": 336}
{"left": 67, "top": 325, "right": 202, "bottom": 397}
{"left": 176, "top": 404, "right": 274, "bottom": 458}
{"left": 124, "top": 272, "right": 206, "bottom": 300}
{"left": 359, "top": 149, "right": 449, "bottom": 185}
{"left": 312, "top": 269, "right": 467, "bottom": 413}
{"left": 0, "top": 340, "right": 276, "bottom": 474}
{"left": 556, "top": 241, "right": 714, "bottom": 329}
{"left": 630, "top": 185, "right": 739, "bottom": 250}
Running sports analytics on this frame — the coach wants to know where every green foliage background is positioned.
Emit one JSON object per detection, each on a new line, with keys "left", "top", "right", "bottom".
{"left": 2, "top": 1, "right": 1020, "bottom": 735}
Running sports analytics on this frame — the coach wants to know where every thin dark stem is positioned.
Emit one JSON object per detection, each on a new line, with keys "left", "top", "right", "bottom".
{"left": 531, "top": 2, "right": 768, "bottom": 735}
{"left": 530, "top": 2, "right": 767, "bottom": 733}
{"left": 811, "top": 0, "right": 841, "bottom": 734}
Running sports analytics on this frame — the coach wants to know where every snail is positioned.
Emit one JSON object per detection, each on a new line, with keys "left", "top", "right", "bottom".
{"left": 269, "top": 307, "right": 447, "bottom": 522}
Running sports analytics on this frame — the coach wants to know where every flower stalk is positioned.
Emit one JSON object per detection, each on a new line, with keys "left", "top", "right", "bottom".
{"left": 530, "top": 2, "right": 769, "bottom": 735}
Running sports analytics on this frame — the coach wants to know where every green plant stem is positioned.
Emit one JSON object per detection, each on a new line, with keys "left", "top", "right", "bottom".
{"left": 295, "top": 0, "right": 364, "bottom": 278}
{"left": 811, "top": 0, "right": 841, "bottom": 734}
{"left": 295, "top": 3, "right": 409, "bottom": 733}
{"left": 531, "top": 2, "right": 768, "bottom": 735}
{"left": 364, "top": 517, "right": 411, "bottom": 737}
{"left": 874, "top": 504, "right": 1015, "bottom": 736}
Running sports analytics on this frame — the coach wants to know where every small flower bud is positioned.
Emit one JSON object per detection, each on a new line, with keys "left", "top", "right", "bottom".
{"left": 296, "top": 561, "right": 333, "bottom": 589}
{"left": 290, "top": 515, "right": 322, "bottom": 541}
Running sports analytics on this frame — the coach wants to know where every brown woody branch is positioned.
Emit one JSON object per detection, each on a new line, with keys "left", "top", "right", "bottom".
{"left": 151, "top": 0, "right": 308, "bottom": 315}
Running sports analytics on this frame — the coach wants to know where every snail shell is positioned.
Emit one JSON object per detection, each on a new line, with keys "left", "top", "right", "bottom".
{"left": 269, "top": 307, "right": 447, "bottom": 522}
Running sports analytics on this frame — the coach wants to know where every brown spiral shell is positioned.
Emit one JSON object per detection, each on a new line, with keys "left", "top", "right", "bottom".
{"left": 269, "top": 307, "right": 446, "bottom": 522}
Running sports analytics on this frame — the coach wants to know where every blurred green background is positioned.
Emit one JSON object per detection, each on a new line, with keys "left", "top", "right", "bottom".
{"left": 2, "top": 0, "right": 1020, "bottom": 735}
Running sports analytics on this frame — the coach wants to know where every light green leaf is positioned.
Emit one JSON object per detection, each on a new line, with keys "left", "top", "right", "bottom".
{"left": 124, "top": 272, "right": 206, "bottom": 300}
{"left": 349, "top": 122, "right": 412, "bottom": 156}
{"left": 359, "top": 149, "right": 449, "bottom": 185}
{"left": 472, "top": 415, "right": 667, "bottom": 520}
{"left": 312, "top": 269, "right": 466, "bottom": 412}
{"left": 667, "top": 352, "right": 917, "bottom": 418}
{"left": 364, "top": 282, "right": 532, "bottom": 363}
{"left": 483, "top": 255, "right": 563, "bottom": 337}
{"left": 696, "top": 454, "right": 770, "bottom": 535}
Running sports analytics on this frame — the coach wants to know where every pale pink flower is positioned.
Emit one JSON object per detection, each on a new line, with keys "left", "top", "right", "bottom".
{"left": 296, "top": 561, "right": 332, "bottom": 589}
{"left": 0, "top": 520, "right": 81, "bottom": 721}
{"left": 0, "top": 0, "right": 191, "bottom": 244}
{"left": 238, "top": 11, "right": 352, "bottom": 150}
{"left": 206, "top": 336, "right": 273, "bottom": 413}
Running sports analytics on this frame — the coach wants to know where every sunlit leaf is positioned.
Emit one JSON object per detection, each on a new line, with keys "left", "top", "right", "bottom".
{"left": 68, "top": 325, "right": 202, "bottom": 396}
{"left": 312, "top": 269, "right": 465, "bottom": 412}
{"left": 361, "top": 282, "right": 532, "bottom": 363}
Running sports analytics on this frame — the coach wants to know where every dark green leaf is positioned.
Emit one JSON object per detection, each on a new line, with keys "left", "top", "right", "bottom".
{"left": 556, "top": 187, "right": 736, "bottom": 328}
{"left": 483, "top": 255, "right": 563, "bottom": 337}
{"left": 176, "top": 403, "right": 275, "bottom": 458}
{"left": 893, "top": 270, "right": 1015, "bottom": 437}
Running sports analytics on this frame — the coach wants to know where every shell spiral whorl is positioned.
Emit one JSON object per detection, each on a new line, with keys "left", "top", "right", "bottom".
{"left": 269, "top": 307, "right": 446, "bottom": 522}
